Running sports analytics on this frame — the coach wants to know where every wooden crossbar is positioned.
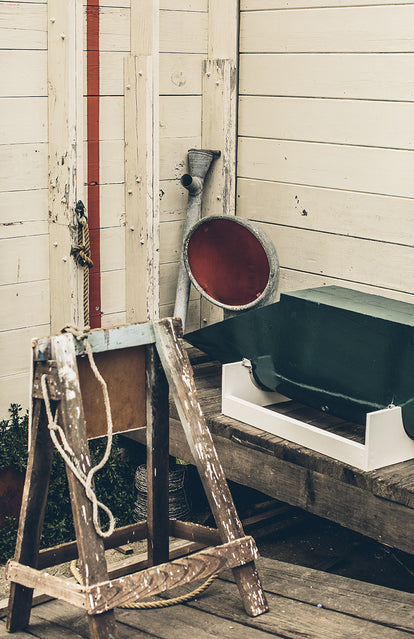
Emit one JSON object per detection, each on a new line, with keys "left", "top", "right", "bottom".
{"left": 6, "top": 536, "right": 257, "bottom": 615}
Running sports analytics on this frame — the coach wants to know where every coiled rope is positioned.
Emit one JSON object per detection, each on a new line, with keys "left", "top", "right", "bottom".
{"left": 71, "top": 201, "right": 93, "bottom": 326}
{"left": 41, "top": 325, "right": 116, "bottom": 538}
{"left": 70, "top": 559, "right": 218, "bottom": 609}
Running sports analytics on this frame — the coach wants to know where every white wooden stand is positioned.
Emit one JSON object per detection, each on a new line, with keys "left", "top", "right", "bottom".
{"left": 222, "top": 361, "right": 414, "bottom": 472}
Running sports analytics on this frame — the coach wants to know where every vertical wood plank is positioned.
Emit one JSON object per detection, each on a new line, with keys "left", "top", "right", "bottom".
{"left": 125, "top": 1, "right": 159, "bottom": 321}
{"left": 124, "top": 55, "right": 156, "bottom": 321}
{"left": 52, "top": 333, "right": 118, "bottom": 638}
{"left": 207, "top": 0, "right": 239, "bottom": 60}
{"left": 200, "top": 0, "right": 239, "bottom": 326}
{"left": 145, "top": 345, "right": 170, "bottom": 566}
{"left": 200, "top": 61, "right": 238, "bottom": 325}
{"left": 7, "top": 398, "right": 54, "bottom": 632}
{"left": 48, "top": 0, "right": 83, "bottom": 333}
{"left": 153, "top": 318, "right": 268, "bottom": 617}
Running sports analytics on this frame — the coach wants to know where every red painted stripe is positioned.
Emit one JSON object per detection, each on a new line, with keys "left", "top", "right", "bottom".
{"left": 87, "top": 1, "right": 101, "bottom": 328}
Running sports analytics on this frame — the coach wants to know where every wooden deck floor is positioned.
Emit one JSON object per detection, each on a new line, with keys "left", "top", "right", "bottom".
{"left": 1, "top": 556, "right": 413, "bottom": 639}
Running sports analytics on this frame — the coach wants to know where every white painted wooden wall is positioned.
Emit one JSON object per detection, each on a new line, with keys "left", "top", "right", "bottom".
{"left": 4, "top": 1, "right": 413, "bottom": 418}
{"left": 0, "top": 0, "right": 50, "bottom": 414}
{"left": 237, "top": 0, "right": 414, "bottom": 304}
{"left": 0, "top": 0, "right": 208, "bottom": 417}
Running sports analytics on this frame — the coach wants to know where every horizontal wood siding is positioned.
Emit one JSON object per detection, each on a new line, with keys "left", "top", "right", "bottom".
{"left": 238, "top": 2, "right": 414, "bottom": 305}
{"left": 0, "top": 0, "right": 49, "bottom": 417}
{"left": 158, "top": 4, "right": 207, "bottom": 331}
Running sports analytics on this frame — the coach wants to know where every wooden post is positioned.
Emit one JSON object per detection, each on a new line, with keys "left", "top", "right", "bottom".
{"left": 153, "top": 318, "right": 268, "bottom": 617}
{"left": 48, "top": 0, "right": 84, "bottom": 332}
{"left": 145, "top": 344, "right": 170, "bottom": 566}
{"left": 6, "top": 399, "right": 54, "bottom": 632}
{"left": 200, "top": 0, "right": 239, "bottom": 327}
{"left": 125, "top": 1, "right": 160, "bottom": 322}
{"left": 51, "top": 334, "right": 118, "bottom": 638}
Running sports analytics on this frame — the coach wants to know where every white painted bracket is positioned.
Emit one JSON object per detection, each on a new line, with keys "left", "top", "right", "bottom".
{"left": 222, "top": 361, "right": 414, "bottom": 471}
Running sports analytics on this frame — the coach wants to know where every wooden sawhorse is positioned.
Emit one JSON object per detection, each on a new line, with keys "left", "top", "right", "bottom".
{"left": 6, "top": 318, "right": 268, "bottom": 638}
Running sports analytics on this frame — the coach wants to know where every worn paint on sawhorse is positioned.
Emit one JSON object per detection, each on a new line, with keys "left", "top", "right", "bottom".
{"left": 6, "top": 318, "right": 268, "bottom": 638}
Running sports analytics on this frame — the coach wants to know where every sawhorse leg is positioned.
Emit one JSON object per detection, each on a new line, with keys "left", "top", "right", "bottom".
{"left": 153, "top": 319, "right": 269, "bottom": 617}
{"left": 52, "top": 334, "right": 119, "bottom": 639}
{"left": 7, "top": 399, "right": 54, "bottom": 632}
{"left": 146, "top": 344, "right": 170, "bottom": 566}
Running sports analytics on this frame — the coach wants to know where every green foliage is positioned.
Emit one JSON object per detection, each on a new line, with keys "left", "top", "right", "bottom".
{"left": 0, "top": 404, "right": 29, "bottom": 473}
{"left": 0, "top": 404, "right": 143, "bottom": 564}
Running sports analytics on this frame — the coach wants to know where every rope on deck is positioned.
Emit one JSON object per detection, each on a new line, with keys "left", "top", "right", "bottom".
{"left": 70, "top": 559, "right": 218, "bottom": 609}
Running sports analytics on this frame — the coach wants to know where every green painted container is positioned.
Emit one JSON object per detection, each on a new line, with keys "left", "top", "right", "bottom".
{"left": 185, "top": 286, "right": 414, "bottom": 438}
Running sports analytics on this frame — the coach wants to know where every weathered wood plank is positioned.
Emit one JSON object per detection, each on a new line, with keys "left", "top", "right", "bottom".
{"left": 239, "top": 53, "right": 414, "bottom": 101}
{"left": 255, "top": 222, "right": 414, "bottom": 295}
{"left": 51, "top": 333, "right": 118, "bottom": 637}
{"left": 37, "top": 521, "right": 148, "bottom": 569}
{"left": 240, "top": 6, "right": 414, "bottom": 53}
{"left": 0, "top": 235, "right": 49, "bottom": 284}
{"left": 160, "top": 53, "right": 204, "bottom": 95}
{"left": 0, "top": 144, "right": 47, "bottom": 193}
{"left": 0, "top": 2, "right": 47, "bottom": 49}
{"left": 0, "top": 282, "right": 49, "bottom": 333}
{"left": 0, "top": 98, "right": 47, "bottom": 145}
{"left": 160, "top": 95, "right": 202, "bottom": 138}
{"left": 186, "top": 572, "right": 413, "bottom": 639}
{"left": 0, "top": 50, "right": 46, "bottom": 97}
{"left": 207, "top": 0, "right": 238, "bottom": 60}
{"left": 6, "top": 562, "right": 87, "bottom": 612}
{"left": 0, "top": 189, "right": 47, "bottom": 232}
{"left": 160, "top": 10, "right": 208, "bottom": 53}
{"left": 48, "top": 0, "right": 83, "bottom": 332}
{"left": 33, "top": 322, "right": 156, "bottom": 358}
{"left": 224, "top": 556, "right": 414, "bottom": 633}
{"left": 238, "top": 136, "right": 414, "bottom": 199}
{"left": 87, "top": 537, "right": 258, "bottom": 613}
{"left": 152, "top": 413, "right": 414, "bottom": 554}
{"left": 145, "top": 345, "right": 170, "bottom": 566}
{"left": 98, "top": 51, "right": 204, "bottom": 96}
{"left": 124, "top": 55, "right": 157, "bottom": 322}
{"left": 237, "top": 179, "right": 414, "bottom": 247}
{"left": 116, "top": 603, "right": 275, "bottom": 638}
{"left": 6, "top": 397, "right": 54, "bottom": 632}
{"left": 242, "top": 0, "right": 414, "bottom": 7}
{"left": 162, "top": 0, "right": 207, "bottom": 8}
{"left": 238, "top": 96, "right": 414, "bottom": 151}
{"left": 101, "top": 270, "right": 126, "bottom": 317}
{"left": 152, "top": 318, "right": 268, "bottom": 616}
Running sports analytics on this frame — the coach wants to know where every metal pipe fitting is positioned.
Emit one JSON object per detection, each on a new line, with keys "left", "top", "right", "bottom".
{"left": 174, "top": 149, "right": 220, "bottom": 328}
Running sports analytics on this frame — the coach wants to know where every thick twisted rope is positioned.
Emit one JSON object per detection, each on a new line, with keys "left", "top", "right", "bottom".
{"left": 41, "top": 325, "right": 116, "bottom": 538}
{"left": 71, "top": 202, "right": 93, "bottom": 326}
{"left": 70, "top": 559, "right": 218, "bottom": 609}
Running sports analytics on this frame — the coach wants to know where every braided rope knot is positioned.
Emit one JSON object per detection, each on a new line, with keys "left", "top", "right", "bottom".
{"left": 71, "top": 244, "right": 93, "bottom": 268}
{"left": 41, "top": 325, "right": 116, "bottom": 539}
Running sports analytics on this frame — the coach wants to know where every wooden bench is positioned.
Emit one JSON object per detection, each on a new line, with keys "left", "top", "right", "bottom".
{"left": 132, "top": 350, "right": 414, "bottom": 556}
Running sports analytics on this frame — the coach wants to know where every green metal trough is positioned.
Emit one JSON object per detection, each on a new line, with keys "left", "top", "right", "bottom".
{"left": 185, "top": 286, "right": 414, "bottom": 439}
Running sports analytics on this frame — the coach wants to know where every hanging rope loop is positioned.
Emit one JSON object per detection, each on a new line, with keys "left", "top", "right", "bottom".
{"left": 41, "top": 324, "right": 116, "bottom": 538}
